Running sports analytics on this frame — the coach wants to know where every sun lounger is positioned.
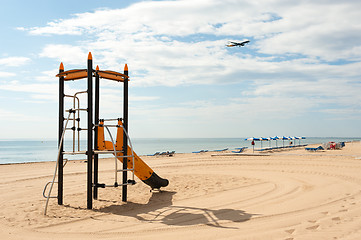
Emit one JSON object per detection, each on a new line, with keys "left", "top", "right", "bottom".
{"left": 213, "top": 148, "right": 228, "bottom": 152}
{"left": 305, "top": 146, "right": 324, "bottom": 152}
{"left": 147, "top": 151, "right": 160, "bottom": 156}
{"left": 192, "top": 150, "right": 208, "bottom": 153}
{"left": 232, "top": 147, "right": 247, "bottom": 153}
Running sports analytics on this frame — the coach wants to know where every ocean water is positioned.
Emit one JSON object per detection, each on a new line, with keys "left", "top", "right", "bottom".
{"left": 0, "top": 137, "right": 360, "bottom": 165}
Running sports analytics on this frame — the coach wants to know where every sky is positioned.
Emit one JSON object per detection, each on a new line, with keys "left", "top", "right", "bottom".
{"left": 1, "top": 0, "right": 361, "bottom": 139}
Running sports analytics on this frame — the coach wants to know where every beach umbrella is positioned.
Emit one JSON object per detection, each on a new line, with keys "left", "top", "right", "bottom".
{"left": 266, "top": 137, "right": 272, "bottom": 147}
{"left": 260, "top": 137, "right": 269, "bottom": 149}
{"left": 271, "top": 136, "right": 280, "bottom": 147}
{"left": 282, "top": 136, "right": 289, "bottom": 147}
{"left": 295, "top": 136, "right": 305, "bottom": 146}
{"left": 300, "top": 136, "right": 306, "bottom": 145}
{"left": 244, "top": 137, "right": 260, "bottom": 141}
{"left": 295, "top": 136, "right": 300, "bottom": 146}
{"left": 245, "top": 137, "right": 259, "bottom": 152}
{"left": 289, "top": 136, "right": 296, "bottom": 146}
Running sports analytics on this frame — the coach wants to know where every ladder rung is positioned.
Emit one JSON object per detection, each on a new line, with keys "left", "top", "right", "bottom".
{"left": 93, "top": 150, "right": 124, "bottom": 154}
{"left": 102, "top": 118, "right": 121, "bottom": 122}
{"left": 103, "top": 182, "right": 136, "bottom": 188}
{"left": 117, "top": 155, "right": 134, "bottom": 158}
{"left": 117, "top": 168, "right": 134, "bottom": 172}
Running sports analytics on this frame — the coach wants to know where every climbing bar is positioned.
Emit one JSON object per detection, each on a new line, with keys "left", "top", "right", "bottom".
{"left": 43, "top": 181, "right": 58, "bottom": 199}
{"left": 63, "top": 151, "right": 86, "bottom": 155}
{"left": 62, "top": 150, "right": 126, "bottom": 155}
{"left": 95, "top": 124, "right": 121, "bottom": 128}
{"left": 100, "top": 183, "right": 135, "bottom": 188}
{"left": 65, "top": 108, "right": 88, "bottom": 112}
{"left": 101, "top": 118, "right": 122, "bottom": 122}
{"left": 93, "top": 150, "right": 124, "bottom": 154}
{"left": 116, "top": 155, "right": 134, "bottom": 158}
{"left": 117, "top": 168, "right": 135, "bottom": 172}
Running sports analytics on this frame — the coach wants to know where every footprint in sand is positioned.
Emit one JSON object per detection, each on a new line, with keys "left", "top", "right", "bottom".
{"left": 332, "top": 217, "right": 341, "bottom": 221}
{"left": 285, "top": 229, "right": 295, "bottom": 234}
{"left": 306, "top": 225, "right": 319, "bottom": 230}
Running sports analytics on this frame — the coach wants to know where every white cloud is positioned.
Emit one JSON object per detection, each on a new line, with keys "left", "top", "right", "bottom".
{"left": 0, "top": 108, "right": 27, "bottom": 121}
{"left": 23, "top": 0, "right": 360, "bottom": 86}
{"left": 11, "top": 0, "right": 361, "bottom": 138}
{"left": 39, "top": 44, "right": 87, "bottom": 65}
{"left": 0, "top": 56, "right": 30, "bottom": 67}
{"left": 0, "top": 71, "right": 16, "bottom": 77}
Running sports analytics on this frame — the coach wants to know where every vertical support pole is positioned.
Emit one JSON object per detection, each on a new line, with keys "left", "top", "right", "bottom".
{"left": 58, "top": 62, "right": 64, "bottom": 205}
{"left": 122, "top": 64, "right": 129, "bottom": 202}
{"left": 93, "top": 65, "right": 100, "bottom": 199}
{"left": 87, "top": 52, "right": 93, "bottom": 209}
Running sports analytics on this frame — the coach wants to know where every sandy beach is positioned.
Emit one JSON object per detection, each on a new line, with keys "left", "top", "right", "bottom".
{"left": 1, "top": 142, "right": 361, "bottom": 239}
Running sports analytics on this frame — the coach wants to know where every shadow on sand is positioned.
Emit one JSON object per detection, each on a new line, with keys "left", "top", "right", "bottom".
{"left": 98, "top": 191, "right": 254, "bottom": 228}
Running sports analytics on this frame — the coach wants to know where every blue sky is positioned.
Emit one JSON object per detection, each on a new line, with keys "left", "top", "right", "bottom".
{"left": 1, "top": 0, "right": 361, "bottom": 139}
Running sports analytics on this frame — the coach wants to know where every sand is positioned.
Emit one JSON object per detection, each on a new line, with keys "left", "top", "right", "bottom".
{"left": 2, "top": 142, "right": 361, "bottom": 239}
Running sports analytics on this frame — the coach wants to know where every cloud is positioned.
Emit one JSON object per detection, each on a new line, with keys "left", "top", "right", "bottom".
{"left": 12, "top": 0, "right": 361, "bottom": 138}
{"left": 0, "top": 108, "right": 27, "bottom": 121}
{"left": 39, "top": 44, "right": 87, "bottom": 65}
{"left": 0, "top": 71, "right": 16, "bottom": 77}
{"left": 0, "top": 56, "right": 31, "bottom": 67}
{"left": 23, "top": 0, "right": 360, "bottom": 83}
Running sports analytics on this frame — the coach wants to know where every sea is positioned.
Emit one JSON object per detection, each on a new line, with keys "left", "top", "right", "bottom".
{"left": 0, "top": 137, "right": 360, "bottom": 165}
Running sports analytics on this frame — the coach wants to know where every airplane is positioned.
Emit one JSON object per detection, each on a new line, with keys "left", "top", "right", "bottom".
{"left": 226, "top": 40, "right": 250, "bottom": 47}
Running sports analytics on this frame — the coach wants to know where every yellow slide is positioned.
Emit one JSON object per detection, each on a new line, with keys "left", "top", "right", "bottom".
{"left": 97, "top": 120, "right": 169, "bottom": 189}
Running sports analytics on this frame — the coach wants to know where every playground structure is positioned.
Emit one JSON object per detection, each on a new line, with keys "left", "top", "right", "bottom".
{"left": 43, "top": 52, "right": 168, "bottom": 215}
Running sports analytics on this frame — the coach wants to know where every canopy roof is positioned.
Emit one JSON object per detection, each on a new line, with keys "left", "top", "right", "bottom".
{"left": 56, "top": 69, "right": 129, "bottom": 82}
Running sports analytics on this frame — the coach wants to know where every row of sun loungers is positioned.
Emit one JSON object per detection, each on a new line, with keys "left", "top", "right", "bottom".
{"left": 193, "top": 147, "right": 248, "bottom": 153}
{"left": 148, "top": 151, "right": 175, "bottom": 156}
{"left": 148, "top": 142, "right": 345, "bottom": 156}
{"left": 255, "top": 144, "right": 308, "bottom": 152}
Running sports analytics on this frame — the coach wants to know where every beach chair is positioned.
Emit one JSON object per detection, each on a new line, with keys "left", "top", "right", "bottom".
{"left": 147, "top": 152, "right": 160, "bottom": 156}
{"left": 305, "top": 146, "right": 324, "bottom": 152}
{"left": 213, "top": 148, "right": 228, "bottom": 152}
{"left": 192, "top": 150, "right": 208, "bottom": 153}
{"left": 232, "top": 147, "right": 246, "bottom": 153}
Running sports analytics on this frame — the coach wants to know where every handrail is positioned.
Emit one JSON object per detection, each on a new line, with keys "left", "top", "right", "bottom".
{"left": 104, "top": 125, "right": 119, "bottom": 184}
{"left": 44, "top": 110, "right": 72, "bottom": 215}
{"left": 103, "top": 124, "right": 135, "bottom": 185}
